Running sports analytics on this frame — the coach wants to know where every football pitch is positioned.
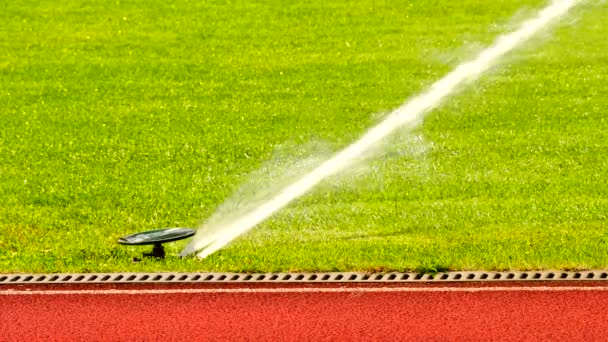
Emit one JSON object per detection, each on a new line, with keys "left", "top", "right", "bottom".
{"left": 1, "top": 0, "right": 607, "bottom": 273}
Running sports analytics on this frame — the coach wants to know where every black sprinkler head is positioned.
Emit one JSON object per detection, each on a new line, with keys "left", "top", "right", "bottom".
{"left": 118, "top": 227, "right": 196, "bottom": 260}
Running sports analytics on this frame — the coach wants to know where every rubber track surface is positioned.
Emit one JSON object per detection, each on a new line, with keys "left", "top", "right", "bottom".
{"left": 2, "top": 282, "right": 608, "bottom": 341}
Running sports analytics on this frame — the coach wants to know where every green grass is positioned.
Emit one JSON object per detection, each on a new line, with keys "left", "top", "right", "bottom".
{"left": 1, "top": 0, "right": 607, "bottom": 273}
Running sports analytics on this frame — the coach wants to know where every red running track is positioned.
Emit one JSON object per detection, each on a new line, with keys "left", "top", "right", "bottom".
{"left": 2, "top": 282, "right": 608, "bottom": 341}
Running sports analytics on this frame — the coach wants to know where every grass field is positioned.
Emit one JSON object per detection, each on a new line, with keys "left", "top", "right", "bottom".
{"left": 1, "top": 0, "right": 607, "bottom": 273}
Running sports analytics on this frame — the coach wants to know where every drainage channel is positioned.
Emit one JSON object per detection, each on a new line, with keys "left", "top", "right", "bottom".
{"left": 1, "top": 271, "right": 608, "bottom": 284}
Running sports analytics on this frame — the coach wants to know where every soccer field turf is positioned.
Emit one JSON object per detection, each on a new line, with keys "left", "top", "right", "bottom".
{"left": 1, "top": 0, "right": 607, "bottom": 273}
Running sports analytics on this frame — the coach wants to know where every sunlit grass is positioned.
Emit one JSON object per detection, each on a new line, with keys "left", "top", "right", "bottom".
{"left": 1, "top": 0, "right": 607, "bottom": 273}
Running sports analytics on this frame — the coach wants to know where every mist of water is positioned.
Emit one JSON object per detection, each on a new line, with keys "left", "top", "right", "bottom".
{"left": 181, "top": 0, "right": 583, "bottom": 258}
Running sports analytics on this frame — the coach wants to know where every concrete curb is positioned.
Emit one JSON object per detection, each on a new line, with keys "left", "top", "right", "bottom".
{"left": 2, "top": 270, "right": 607, "bottom": 284}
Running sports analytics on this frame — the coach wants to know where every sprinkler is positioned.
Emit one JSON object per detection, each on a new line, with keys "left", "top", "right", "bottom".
{"left": 118, "top": 227, "right": 196, "bottom": 261}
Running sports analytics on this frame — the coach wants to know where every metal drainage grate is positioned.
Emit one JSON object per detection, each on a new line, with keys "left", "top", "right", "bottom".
{"left": 1, "top": 271, "right": 608, "bottom": 284}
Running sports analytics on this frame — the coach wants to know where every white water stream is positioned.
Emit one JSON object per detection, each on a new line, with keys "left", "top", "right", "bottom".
{"left": 182, "top": 0, "right": 583, "bottom": 258}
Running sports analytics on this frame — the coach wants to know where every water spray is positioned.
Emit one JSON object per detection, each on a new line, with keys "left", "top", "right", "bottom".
{"left": 182, "top": 0, "right": 584, "bottom": 259}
